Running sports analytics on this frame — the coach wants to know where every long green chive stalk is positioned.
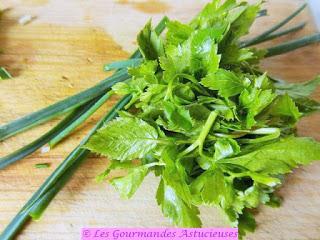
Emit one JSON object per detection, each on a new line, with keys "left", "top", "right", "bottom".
{"left": 104, "top": 58, "right": 143, "bottom": 71}
{"left": 0, "top": 96, "right": 131, "bottom": 240}
{"left": 242, "top": 22, "right": 306, "bottom": 47}
{"left": 266, "top": 33, "right": 320, "bottom": 57}
{"left": 0, "top": 70, "right": 129, "bottom": 141}
{"left": 0, "top": 16, "right": 169, "bottom": 170}
{"left": 0, "top": 16, "right": 168, "bottom": 142}
{"left": 0, "top": 97, "right": 99, "bottom": 169}
{"left": 48, "top": 91, "right": 114, "bottom": 148}
{"left": 243, "top": 3, "right": 307, "bottom": 47}
{"left": 1, "top": 3, "right": 320, "bottom": 239}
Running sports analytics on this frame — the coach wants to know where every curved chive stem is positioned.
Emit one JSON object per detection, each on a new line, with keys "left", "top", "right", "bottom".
{"left": 266, "top": 33, "right": 320, "bottom": 57}
{"left": 0, "top": 69, "right": 129, "bottom": 141}
{"left": 242, "top": 22, "right": 306, "bottom": 47}
{"left": 0, "top": 96, "right": 131, "bottom": 240}
{"left": 243, "top": 3, "right": 307, "bottom": 47}
{"left": 48, "top": 91, "right": 113, "bottom": 148}
{"left": 104, "top": 58, "right": 143, "bottom": 71}
{"left": 0, "top": 98, "right": 98, "bottom": 170}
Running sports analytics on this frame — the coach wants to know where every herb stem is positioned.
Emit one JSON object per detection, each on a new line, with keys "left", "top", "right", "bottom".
{"left": 0, "top": 17, "right": 170, "bottom": 238}
{"left": 0, "top": 97, "right": 98, "bottom": 170}
{"left": 266, "top": 33, "right": 320, "bottom": 57}
{"left": 0, "top": 69, "right": 129, "bottom": 141}
{"left": 0, "top": 96, "right": 131, "bottom": 240}
{"left": 49, "top": 91, "right": 114, "bottom": 148}
{"left": 179, "top": 111, "right": 218, "bottom": 157}
{"left": 242, "top": 22, "right": 306, "bottom": 47}
{"left": 243, "top": 3, "right": 307, "bottom": 47}
{"left": 104, "top": 58, "right": 143, "bottom": 71}
{"left": 0, "top": 16, "right": 169, "bottom": 141}
{"left": 198, "top": 111, "right": 218, "bottom": 155}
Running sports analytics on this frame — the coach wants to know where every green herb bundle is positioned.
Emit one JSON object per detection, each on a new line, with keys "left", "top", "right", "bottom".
{"left": 1, "top": 1, "right": 320, "bottom": 239}
{"left": 84, "top": 2, "right": 320, "bottom": 238}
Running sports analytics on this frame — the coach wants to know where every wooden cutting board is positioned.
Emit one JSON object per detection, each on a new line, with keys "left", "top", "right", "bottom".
{"left": 0, "top": 0, "right": 319, "bottom": 239}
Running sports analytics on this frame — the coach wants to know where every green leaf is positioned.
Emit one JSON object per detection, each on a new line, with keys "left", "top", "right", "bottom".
{"left": 191, "top": 0, "right": 236, "bottom": 29}
{"left": 187, "top": 104, "right": 211, "bottom": 121}
{"left": 111, "top": 164, "right": 150, "bottom": 199}
{"left": 112, "top": 82, "right": 132, "bottom": 96}
{"left": 246, "top": 172, "right": 281, "bottom": 187}
{"left": 166, "top": 20, "right": 193, "bottom": 46}
{"left": 85, "top": 117, "right": 159, "bottom": 161}
{"left": 265, "top": 193, "right": 282, "bottom": 208}
{"left": 238, "top": 210, "right": 257, "bottom": 238}
{"left": 128, "top": 60, "right": 158, "bottom": 84}
{"left": 214, "top": 138, "right": 240, "bottom": 161}
{"left": 163, "top": 101, "right": 193, "bottom": 131}
{"left": 269, "top": 94, "right": 301, "bottom": 121}
{"left": 173, "top": 84, "right": 195, "bottom": 104}
{"left": 240, "top": 88, "right": 276, "bottom": 128}
{"left": 227, "top": 2, "right": 261, "bottom": 41}
{"left": 96, "top": 160, "right": 134, "bottom": 183}
{"left": 161, "top": 146, "right": 194, "bottom": 205}
{"left": 139, "top": 84, "right": 167, "bottom": 105}
{"left": 201, "top": 69, "right": 245, "bottom": 98}
{"left": 159, "top": 56, "right": 177, "bottom": 84}
{"left": 137, "top": 21, "right": 165, "bottom": 60}
{"left": 275, "top": 76, "right": 320, "bottom": 99}
{"left": 191, "top": 168, "right": 234, "bottom": 208}
{"left": 219, "top": 137, "right": 320, "bottom": 174}
{"left": 156, "top": 179, "right": 201, "bottom": 227}
{"left": 190, "top": 29, "right": 221, "bottom": 74}
{"left": 295, "top": 97, "right": 320, "bottom": 115}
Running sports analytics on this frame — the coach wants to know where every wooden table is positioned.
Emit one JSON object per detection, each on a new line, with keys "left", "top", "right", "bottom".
{"left": 0, "top": 0, "right": 319, "bottom": 239}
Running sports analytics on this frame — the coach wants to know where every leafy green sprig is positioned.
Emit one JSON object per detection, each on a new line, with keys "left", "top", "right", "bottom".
{"left": 83, "top": 1, "right": 320, "bottom": 239}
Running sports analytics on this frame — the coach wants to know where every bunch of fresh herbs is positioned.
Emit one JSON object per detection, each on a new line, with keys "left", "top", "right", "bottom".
{"left": 1, "top": 1, "right": 320, "bottom": 239}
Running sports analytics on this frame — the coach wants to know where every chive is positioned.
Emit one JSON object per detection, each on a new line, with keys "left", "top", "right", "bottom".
{"left": 0, "top": 17, "right": 170, "bottom": 239}
{"left": 0, "top": 67, "right": 12, "bottom": 80}
{"left": 0, "top": 16, "right": 168, "bottom": 142}
{"left": 0, "top": 97, "right": 98, "bottom": 170}
{"left": 104, "top": 58, "right": 143, "bottom": 71}
{"left": 242, "top": 22, "right": 306, "bottom": 47}
{"left": 34, "top": 163, "right": 50, "bottom": 169}
{"left": 0, "top": 96, "right": 131, "bottom": 240}
{"left": 48, "top": 91, "right": 113, "bottom": 148}
{"left": 243, "top": 3, "right": 307, "bottom": 47}
{"left": 0, "top": 69, "right": 129, "bottom": 141}
{"left": 266, "top": 33, "right": 320, "bottom": 57}
{"left": 0, "top": 15, "right": 169, "bottom": 171}
{"left": 257, "top": 9, "right": 267, "bottom": 18}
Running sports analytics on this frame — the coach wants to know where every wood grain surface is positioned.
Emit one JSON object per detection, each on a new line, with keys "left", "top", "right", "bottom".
{"left": 0, "top": 0, "right": 319, "bottom": 239}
